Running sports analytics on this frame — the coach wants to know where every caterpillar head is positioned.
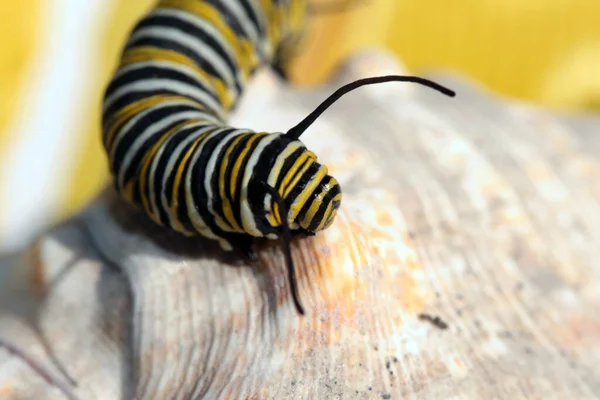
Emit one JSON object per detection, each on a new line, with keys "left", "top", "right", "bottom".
{"left": 262, "top": 142, "right": 342, "bottom": 235}
{"left": 295, "top": 172, "right": 342, "bottom": 233}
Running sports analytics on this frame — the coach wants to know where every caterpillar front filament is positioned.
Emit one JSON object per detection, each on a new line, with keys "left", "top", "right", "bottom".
{"left": 102, "top": 0, "right": 455, "bottom": 315}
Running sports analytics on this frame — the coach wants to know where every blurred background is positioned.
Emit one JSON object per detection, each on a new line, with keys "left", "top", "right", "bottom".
{"left": 0, "top": 0, "right": 599, "bottom": 252}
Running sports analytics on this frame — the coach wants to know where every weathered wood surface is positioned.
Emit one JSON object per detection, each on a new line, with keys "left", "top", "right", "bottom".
{"left": 0, "top": 50, "right": 599, "bottom": 399}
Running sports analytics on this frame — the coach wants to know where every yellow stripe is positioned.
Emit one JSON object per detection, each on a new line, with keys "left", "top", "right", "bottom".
{"left": 120, "top": 46, "right": 234, "bottom": 109}
{"left": 158, "top": 0, "right": 258, "bottom": 82}
{"left": 280, "top": 150, "right": 313, "bottom": 197}
{"left": 138, "top": 118, "right": 197, "bottom": 219}
{"left": 281, "top": 156, "right": 317, "bottom": 224}
{"left": 283, "top": 151, "right": 316, "bottom": 198}
{"left": 269, "top": 196, "right": 281, "bottom": 227}
{"left": 218, "top": 132, "right": 251, "bottom": 232}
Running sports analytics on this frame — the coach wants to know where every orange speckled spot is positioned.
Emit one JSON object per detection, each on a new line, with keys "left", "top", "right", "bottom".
{"left": 0, "top": 384, "right": 13, "bottom": 397}
{"left": 446, "top": 354, "right": 467, "bottom": 378}
{"left": 375, "top": 209, "right": 394, "bottom": 226}
{"left": 558, "top": 317, "right": 600, "bottom": 345}
{"left": 283, "top": 201, "right": 426, "bottom": 344}
{"left": 326, "top": 151, "right": 365, "bottom": 176}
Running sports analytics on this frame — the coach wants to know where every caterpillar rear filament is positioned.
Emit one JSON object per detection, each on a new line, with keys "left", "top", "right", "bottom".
{"left": 102, "top": 0, "right": 455, "bottom": 315}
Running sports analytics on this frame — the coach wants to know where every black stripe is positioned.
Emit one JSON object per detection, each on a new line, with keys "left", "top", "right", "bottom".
{"left": 134, "top": 14, "right": 243, "bottom": 94}
{"left": 250, "top": 136, "right": 288, "bottom": 188}
{"left": 189, "top": 128, "right": 237, "bottom": 237}
{"left": 103, "top": 64, "right": 220, "bottom": 120}
{"left": 246, "top": 136, "right": 291, "bottom": 234}
{"left": 230, "top": 133, "right": 265, "bottom": 229}
{"left": 209, "top": 130, "right": 246, "bottom": 231}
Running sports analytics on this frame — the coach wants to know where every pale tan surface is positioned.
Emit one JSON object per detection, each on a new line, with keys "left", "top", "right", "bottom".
{"left": 0, "top": 51, "right": 599, "bottom": 399}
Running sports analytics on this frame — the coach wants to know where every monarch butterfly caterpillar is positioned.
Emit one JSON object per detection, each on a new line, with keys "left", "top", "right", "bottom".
{"left": 102, "top": 0, "right": 455, "bottom": 315}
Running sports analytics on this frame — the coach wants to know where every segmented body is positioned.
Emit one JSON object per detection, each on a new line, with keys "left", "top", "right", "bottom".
{"left": 102, "top": 0, "right": 342, "bottom": 253}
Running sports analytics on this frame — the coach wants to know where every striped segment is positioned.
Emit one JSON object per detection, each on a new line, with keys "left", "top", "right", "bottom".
{"left": 102, "top": 0, "right": 342, "bottom": 251}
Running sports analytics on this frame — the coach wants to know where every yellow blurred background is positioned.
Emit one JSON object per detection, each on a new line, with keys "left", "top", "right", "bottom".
{"left": 1, "top": 0, "right": 599, "bottom": 250}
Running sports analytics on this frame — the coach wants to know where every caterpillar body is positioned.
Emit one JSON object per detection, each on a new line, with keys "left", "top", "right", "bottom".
{"left": 102, "top": 0, "right": 455, "bottom": 315}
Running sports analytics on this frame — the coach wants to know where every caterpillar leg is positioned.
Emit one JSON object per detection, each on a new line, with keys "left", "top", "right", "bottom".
{"left": 233, "top": 235, "right": 258, "bottom": 262}
{"left": 220, "top": 233, "right": 258, "bottom": 262}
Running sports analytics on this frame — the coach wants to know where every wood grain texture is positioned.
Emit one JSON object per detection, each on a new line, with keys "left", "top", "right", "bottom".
{"left": 0, "top": 50, "right": 599, "bottom": 399}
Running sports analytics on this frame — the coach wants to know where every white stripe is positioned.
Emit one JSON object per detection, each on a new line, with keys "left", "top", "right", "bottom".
{"left": 156, "top": 122, "right": 216, "bottom": 229}
{"left": 103, "top": 79, "right": 224, "bottom": 117}
{"left": 128, "top": 27, "right": 236, "bottom": 92}
{"left": 240, "top": 133, "right": 282, "bottom": 236}
{"left": 115, "top": 109, "right": 217, "bottom": 188}
{"left": 203, "top": 129, "right": 249, "bottom": 231}
{"left": 184, "top": 127, "right": 230, "bottom": 240}
{"left": 0, "top": 0, "right": 110, "bottom": 252}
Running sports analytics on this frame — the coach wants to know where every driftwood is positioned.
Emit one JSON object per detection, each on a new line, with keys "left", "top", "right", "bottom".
{"left": 1, "top": 50, "right": 599, "bottom": 399}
